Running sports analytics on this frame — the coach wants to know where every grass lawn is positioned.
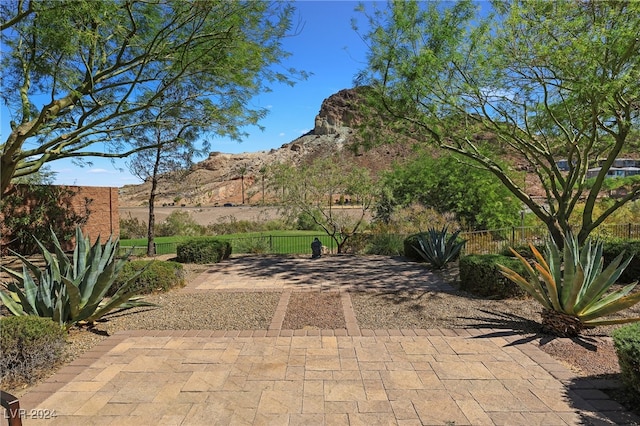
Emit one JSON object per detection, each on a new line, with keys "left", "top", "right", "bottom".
{"left": 119, "top": 231, "right": 336, "bottom": 255}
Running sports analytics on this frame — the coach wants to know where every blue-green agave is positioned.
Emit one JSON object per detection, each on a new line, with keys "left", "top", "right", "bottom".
{"left": 499, "top": 232, "right": 640, "bottom": 337}
{"left": 0, "top": 227, "right": 155, "bottom": 329}
{"left": 413, "top": 226, "right": 466, "bottom": 269}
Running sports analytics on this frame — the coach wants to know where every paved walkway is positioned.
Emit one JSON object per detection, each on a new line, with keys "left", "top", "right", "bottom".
{"left": 12, "top": 255, "right": 640, "bottom": 425}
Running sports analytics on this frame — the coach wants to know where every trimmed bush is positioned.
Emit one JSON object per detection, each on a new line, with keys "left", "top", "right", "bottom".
{"left": 459, "top": 254, "right": 528, "bottom": 299}
{"left": 0, "top": 316, "right": 67, "bottom": 387}
{"left": 176, "top": 238, "right": 232, "bottom": 264}
{"left": 613, "top": 323, "right": 640, "bottom": 399}
{"left": 404, "top": 232, "right": 430, "bottom": 261}
{"left": 108, "top": 260, "right": 185, "bottom": 296}
{"left": 603, "top": 240, "right": 640, "bottom": 284}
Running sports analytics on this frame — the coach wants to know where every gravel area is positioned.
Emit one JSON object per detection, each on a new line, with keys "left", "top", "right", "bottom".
{"left": 282, "top": 292, "right": 345, "bottom": 330}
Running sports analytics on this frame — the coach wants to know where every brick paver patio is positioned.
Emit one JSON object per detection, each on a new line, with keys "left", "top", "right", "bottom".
{"left": 9, "top": 255, "right": 640, "bottom": 425}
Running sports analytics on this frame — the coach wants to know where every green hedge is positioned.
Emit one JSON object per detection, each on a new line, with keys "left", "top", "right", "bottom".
{"left": 613, "top": 323, "right": 640, "bottom": 400}
{"left": 459, "top": 254, "right": 528, "bottom": 299}
{"left": 108, "top": 260, "right": 185, "bottom": 296}
{"left": 176, "top": 238, "right": 232, "bottom": 264}
{"left": 0, "top": 316, "right": 66, "bottom": 386}
{"left": 603, "top": 240, "right": 640, "bottom": 284}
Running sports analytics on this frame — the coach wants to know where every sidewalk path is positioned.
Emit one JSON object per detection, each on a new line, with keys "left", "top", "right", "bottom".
{"left": 13, "top": 255, "right": 640, "bottom": 425}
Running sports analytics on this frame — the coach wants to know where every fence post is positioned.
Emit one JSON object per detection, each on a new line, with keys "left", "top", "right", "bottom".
{"left": 269, "top": 235, "right": 273, "bottom": 251}
{"left": 629, "top": 223, "right": 632, "bottom": 240}
{"left": 511, "top": 227, "right": 515, "bottom": 247}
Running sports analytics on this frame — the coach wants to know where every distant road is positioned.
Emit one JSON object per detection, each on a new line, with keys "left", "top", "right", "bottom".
{"left": 119, "top": 205, "right": 369, "bottom": 226}
{"left": 119, "top": 206, "right": 284, "bottom": 226}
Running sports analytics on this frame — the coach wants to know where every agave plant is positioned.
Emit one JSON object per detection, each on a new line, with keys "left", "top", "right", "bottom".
{"left": 0, "top": 227, "right": 155, "bottom": 329}
{"left": 413, "top": 226, "right": 466, "bottom": 269}
{"left": 499, "top": 232, "right": 640, "bottom": 337}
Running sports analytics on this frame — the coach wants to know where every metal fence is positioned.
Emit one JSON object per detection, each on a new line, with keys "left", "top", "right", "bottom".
{"left": 460, "top": 223, "right": 640, "bottom": 255}
{"left": 119, "top": 223, "right": 640, "bottom": 257}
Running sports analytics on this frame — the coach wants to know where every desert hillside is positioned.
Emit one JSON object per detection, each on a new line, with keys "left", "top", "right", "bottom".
{"left": 118, "top": 88, "right": 420, "bottom": 208}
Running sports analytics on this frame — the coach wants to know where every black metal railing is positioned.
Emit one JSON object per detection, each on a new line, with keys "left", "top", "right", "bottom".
{"left": 117, "top": 223, "right": 640, "bottom": 257}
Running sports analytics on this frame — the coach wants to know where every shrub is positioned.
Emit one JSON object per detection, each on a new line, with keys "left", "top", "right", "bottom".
{"left": 119, "top": 214, "right": 147, "bottom": 239}
{"left": 499, "top": 233, "right": 640, "bottom": 337}
{"left": 176, "top": 238, "right": 232, "bottom": 264}
{"left": 365, "top": 233, "right": 405, "bottom": 256}
{"left": 108, "top": 260, "right": 185, "bottom": 296}
{"left": 0, "top": 227, "right": 155, "bottom": 329}
{"left": 459, "top": 254, "right": 528, "bottom": 299}
{"left": 0, "top": 316, "right": 66, "bottom": 387}
{"left": 296, "top": 212, "right": 322, "bottom": 231}
{"left": 613, "top": 323, "right": 640, "bottom": 399}
{"left": 233, "top": 237, "right": 272, "bottom": 254}
{"left": 603, "top": 240, "right": 640, "bottom": 284}
{"left": 156, "top": 210, "right": 203, "bottom": 237}
{"left": 404, "top": 232, "right": 430, "bottom": 261}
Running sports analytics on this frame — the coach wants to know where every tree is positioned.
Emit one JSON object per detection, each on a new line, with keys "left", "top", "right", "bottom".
{"left": 126, "top": 98, "right": 210, "bottom": 256}
{"left": 355, "top": 0, "right": 640, "bottom": 247}
{"left": 1, "top": 0, "right": 306, "bottom": 195}
{"left": 271, "top": 157, "right": 376, "bottom": 253}
{"left": 379, "top": 152, "right": 522, "bottom": 230}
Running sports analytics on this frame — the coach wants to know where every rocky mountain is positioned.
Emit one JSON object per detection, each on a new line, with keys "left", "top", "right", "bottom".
{"left": 118, "top": 88, "right": 418, "bottom": 207}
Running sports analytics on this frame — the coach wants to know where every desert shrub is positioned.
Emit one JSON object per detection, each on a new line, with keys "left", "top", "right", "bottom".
{"left": 365, "top": 233, "right": 405, "bottom": 256}
{"left": 156, "top": 210, "right": 204, "bottom": 237}
{"left": 296, "top": 212, "right": 322, "bottom": 231}
{"left": 108, "top": 260, "right": 185, "bottom": 296}
{"left": 233, "top": 236, "right": 272, "bottom": 254}
{"left": 459, "top": 254, "right": 528, "bottom": 299}
{"left": 1, "top": 183, "right": 90, "bottom": 255}
{"left": 0, "top": 316, "right": 66, "bottom": 387}
{"left": 176, "top": 238, "right": 232, "bottom": 264}
{"left": 404, "top": 232, "right": 430, "bottom": 261}
{"left": 500, "top": 243, "right": 546, "bottom": 261}
{"left": 613, "top": 323, "right": 640, "bottom": 399}
{"left": 119, "top": 214, "right": 147, "bottom": 239}
{"left": 603, "top": 240, "right": 640, "bottom": 284}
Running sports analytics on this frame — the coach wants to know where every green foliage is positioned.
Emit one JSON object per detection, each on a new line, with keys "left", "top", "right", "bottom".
{"left": 0, "top": 316, "right": 66, "bottom": 387}
{"left": 271, "top": 157, "right": 377, "bottom": 253}
{"left": 365, "top": 233, "right": 406, "bottom": 256}
{"left": 233, "top": 237, "right": 272, "bottom": 254}
{"left": 404, "top": 232, "right": 430, "bottom": 261}
{"left": 613, "top": 323, "right": 640, "bottom": 399}
{"left": 1, "top": 184, "right": 91, "bottom": 255}
{"left": 176, "top": 238, "right": 232, "bottom": 264}
{"left": 411, "top": 226, "right": 466, "bottom": 269}
{"left": 459, "top": 255, "right": 528, "bottom": 299}
{"left": 2, "top": 1, "right": 306, "bottom": 194}
{"left": 356, "top": 0, "right": 640, "bottom": 248}
{"left": 603, "top": 240, "right": 640, "bottom": 284}
{"left": 156, "top": 211, "right": 204, "bottom": 237}
{"left": 119, "top": 214, "right": 148, "bottom": 240}
{"left": 296, "top": 212, "right": 322, "bottom": 231}
{"left": 108, "top": 260, "right": 185, "bottom": 296}
{"left": 499, "top": 233, "right": 640, "bottom": 336}
{"left": 0, "top": 227, "right": 155, "bottom": 329}
{"left": 379, "top": 153, "right": 521, "bottom": 230}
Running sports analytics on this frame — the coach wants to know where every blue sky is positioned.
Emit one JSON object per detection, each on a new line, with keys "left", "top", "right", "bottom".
{"left": 0, "top": 1, "right": 373, "bottom": 187}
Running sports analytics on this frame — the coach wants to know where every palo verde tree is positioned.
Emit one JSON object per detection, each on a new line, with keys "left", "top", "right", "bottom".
{"left": 1, "top": 0, "right": 306, "bottom": 196}
{"left": 355, "top": 0, "right": 640, "bottom": 248}
{"left": 379, "top": 151, "right": 522, "bottom": 230}
{"left": 271, "top": 157, "right": 376, "bottom": 253}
